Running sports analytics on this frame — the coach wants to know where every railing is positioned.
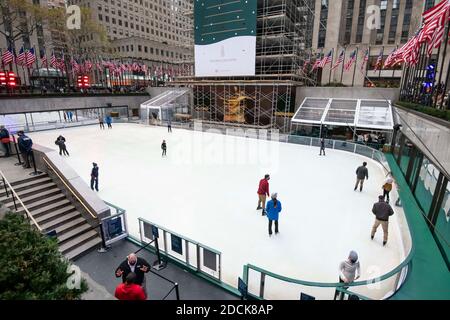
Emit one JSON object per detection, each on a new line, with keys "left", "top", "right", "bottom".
{"left": 0, "top": 169, "right": 42, "bottom": 232}
{"left": 43, "top": 157, "right": 97, "bottom": 219}
{"left": 137, "top": 217, "right": 222, "bottom": 282}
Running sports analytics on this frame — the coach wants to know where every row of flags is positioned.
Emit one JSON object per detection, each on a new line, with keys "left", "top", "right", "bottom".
{"left": 1, "top": 46, "right": 192, "bottom": 78}
{"left": 384, "top": 0, "right": 450, "bottom": 68}
{"left": 304, "top": 48, "right": 369, "bottom": 74}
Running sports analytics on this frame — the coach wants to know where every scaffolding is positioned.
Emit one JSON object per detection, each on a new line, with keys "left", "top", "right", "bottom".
{"left": 172, "top": 0, "right": 315, "bottom": 133}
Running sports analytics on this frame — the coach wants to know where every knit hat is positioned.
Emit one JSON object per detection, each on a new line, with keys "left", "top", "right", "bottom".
{"left": 349, "top": 250, "right": 358, "bottom": 263}
{"left": 271, "top": 192, "right": 278, "bottom": 199}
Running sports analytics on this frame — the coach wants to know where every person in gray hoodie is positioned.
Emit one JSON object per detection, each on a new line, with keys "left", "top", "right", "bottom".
{"left": 354, "top": 162, "right": 369, "bottom": 192}
{"left": 334, "top": 250, "right": 361, "bottom": 300}
{"left": 371, "top": 195, "right": 394, "bottom": 246}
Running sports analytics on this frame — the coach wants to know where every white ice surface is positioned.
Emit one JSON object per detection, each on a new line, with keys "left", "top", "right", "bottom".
{"left": 29, "top": 123, "right": 404, "bottom": 299}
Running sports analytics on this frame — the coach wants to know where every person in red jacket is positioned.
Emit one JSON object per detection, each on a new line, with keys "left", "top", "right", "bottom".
{"left": 114, "top": 272, "right": 146, "bottom": 300}
{"left": 257, "top": 174, "right": 270, "bottom": 216}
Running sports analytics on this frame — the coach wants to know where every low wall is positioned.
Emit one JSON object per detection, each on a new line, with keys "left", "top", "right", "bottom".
{"left": 32, "top": 144, "right": 110, "bottom": 226}
{"left": 295, "top": 87, "right": 400, "bottom": 111}
{"left": 0, "top": 94, "right": 149, "bottom": 115}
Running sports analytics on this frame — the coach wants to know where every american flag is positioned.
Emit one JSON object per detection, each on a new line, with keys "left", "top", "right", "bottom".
{"left": 16, "top": 47, "right": 26, "bottom": 66}
{"left": 71, "top": 58, "right": 80, "bottom": 73}
{"left": 50, "top": 51, "right": 57, "bottom": 68}
{"left": 141, "top": 64, "right": 148, "bottom": 74}
{"left": 383, "top": 48, "right": 398, "bottom": 68}
{"left": 96, "top": 62, "right": 102, "bottom": 71}
{"left": 360, "top": 48, "right": 369, "bottom": 71}
{"left": 1, "top": 48, "right": 14, "bottom": 66}
{"left": 302, "top": 57, "right": 310, "bottom": 73}
{"left": 423, "top": 0, "right": 450, "bottom": 24}
{"left": 344, "top": 50, "right": 357, "bottom": 71}
{"left": 25, "top": 48, "right": 36, "bottom": 68}
{"left": 319, "top": 50, "right": 333, "bottom": 68}
{"left": 311, "top": 54, "right": 322, "bottom": 71}
{"left": 85, "top": 60, "right": 93, "bottom": 71}
{"left": 374, "top": 49, "right": 383, "bottom": 71}
{"left": 40, "top": 50, "right": 48, "bottom": 68}
{"left": 331, "top": 50, "right": 345, "bottom": 70}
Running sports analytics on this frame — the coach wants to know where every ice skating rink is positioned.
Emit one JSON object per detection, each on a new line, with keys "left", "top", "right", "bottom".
{"left": 29, "top": 123, "right": 406, "bottom": 299}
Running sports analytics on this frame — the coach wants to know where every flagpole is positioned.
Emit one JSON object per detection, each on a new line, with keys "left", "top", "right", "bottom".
{"left": 434, "top": 20, "right": 450, "bottom": 108}
{"left": 365, "top": 46, "right": 370, "bottom": 86}
{"left": 340, "top": 48, "right": 346, "bottom": 84}
{"left": 328, "top": 48, "right": 334, "bottom": 84}
{"left": 352, "top": 47, "right": 359, "bottom": 87}
{"left": 379, "top": 46, "right": 384, "bottom": 79}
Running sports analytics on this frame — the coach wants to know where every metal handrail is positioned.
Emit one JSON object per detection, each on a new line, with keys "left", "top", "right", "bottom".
{"left": 0, "top": 169, "right": 42, "bottom": 231}
{"left": 43, "top": 157, "right": 97, "bottom": 219}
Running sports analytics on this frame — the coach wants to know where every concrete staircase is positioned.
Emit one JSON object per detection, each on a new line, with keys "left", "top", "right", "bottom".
{"left": 0, "top": 173, "right": 102, "bottom": 260}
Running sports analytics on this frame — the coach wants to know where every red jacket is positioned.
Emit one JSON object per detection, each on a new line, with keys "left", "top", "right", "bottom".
{"left": 257, "top": 179, "right": 269, "bottom": 196}
{"left": 114, "top": 283, "right": 146, "bottom": 300}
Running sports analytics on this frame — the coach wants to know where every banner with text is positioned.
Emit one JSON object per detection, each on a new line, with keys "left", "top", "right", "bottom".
{"left": 194, "top": 0, "right": 257, "bottom": 77}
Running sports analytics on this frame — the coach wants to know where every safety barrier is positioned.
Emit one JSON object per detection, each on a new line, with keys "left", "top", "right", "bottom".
{"left": 138, "top": 217, "right": 222, "bottom": 282}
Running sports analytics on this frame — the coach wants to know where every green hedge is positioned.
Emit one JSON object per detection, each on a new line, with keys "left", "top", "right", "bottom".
{"left": 396, "top": 101, "right": 450, "bottom": 122}
{"left": 0, "top": 212, "right": 88, "bottom": 299}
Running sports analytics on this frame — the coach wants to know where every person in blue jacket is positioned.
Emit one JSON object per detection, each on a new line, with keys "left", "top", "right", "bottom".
{"left": 266, "top": 193, "right": 282, "bottom": 236}
{"left": 105, "top": 115, "right": 113, "bottom": 129}
{"left": 17, "top": 131, "right": 33, "bottom": 168}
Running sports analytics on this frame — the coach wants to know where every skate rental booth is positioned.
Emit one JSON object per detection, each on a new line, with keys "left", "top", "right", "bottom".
{"left": 291, "top": 98, "right": 395, "bottom": 144}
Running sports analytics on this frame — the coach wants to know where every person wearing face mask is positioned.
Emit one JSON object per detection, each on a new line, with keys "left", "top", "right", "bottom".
{"left": 115, "top": 253, "right": 151, "bottom": 297}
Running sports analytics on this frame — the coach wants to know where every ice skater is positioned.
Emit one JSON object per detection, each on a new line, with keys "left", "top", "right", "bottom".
{"left": 319, "top": 137, "right": 326, "bottom": 156}
{"left": 382, "top": 174, "right": 394, "bottom": 203}
{"left": 55, "top": 135, "right": 69, "bottom": 156}
{"left": 90, "top": 162, "right": 99, "bottom": 192}
{"left": 106, "top": 115, "right": 113, "bottom": 129}
{"left": 167, "top": 119, "right": 172, "bottom": 133}
{"left": 333, "top": 251, "right": 360, "bottom": 300}
{"left": 0, "top": 125, "right": 11, "bottom": 157}
{"left": 99, "top": 115, "right": 105, "bottom": 129}
{"left": 257, "top": 174, "right": 270, "bottom": 216}
{"left": 354, "top": 162, "right": 369, "bottom": 192}
{"left": 266, "top": 193, "right": 282, "bottom": 236}
{"left": 371, "top": 195, "right": 394, "bottom": 246}
{"left": 161, "top": 140, "right": 167, "bottom": 156}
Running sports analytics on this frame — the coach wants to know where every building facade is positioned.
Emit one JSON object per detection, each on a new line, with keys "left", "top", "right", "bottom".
{"left": 70, "top": 0, "right": 194, "bottom": 74}
{"left": 309, "top": 0, "right": 447, "bottom": 87}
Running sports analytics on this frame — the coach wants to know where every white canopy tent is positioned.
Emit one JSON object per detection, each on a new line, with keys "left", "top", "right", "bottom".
{"left": 140, "top": 88, "right": 190, "bottom": 124}
{"left": 291, "top": 97, "right": 394, "bottom": 131}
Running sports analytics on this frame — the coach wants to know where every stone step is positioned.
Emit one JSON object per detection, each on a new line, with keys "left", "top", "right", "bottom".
{"left": 10, "top": 193, "right": 67, "bottom": 213}
{"left": 40, "top": 211, "right": 82, "bottom": 232}
{"left": 27, "top": 200, "right": 74, "bottom": 219}
{"left": 34, "top": 206, "right": 78, "bottom": 225}
{"left": 0, "top": 176, "right": 53, "bottom": 197}
{"left": 58, "top": 223, "right": 94, "bottom": 244}
{"left": 64, "top": 237, "right": 102, "bottom": 261}
{"left": 49, "top": 217, "right": 88, "bottom": 236}
{"left": 0, "top": 182, "right": 57, "bottom": 202}
{"left": 3, "top": 187, "right": 61, "bottom": 206}
{"left": 59, "top": 230, "right": 100, "bottom": 255}
{"left": 9, "top": 174, "right": 49, "bottom": 187}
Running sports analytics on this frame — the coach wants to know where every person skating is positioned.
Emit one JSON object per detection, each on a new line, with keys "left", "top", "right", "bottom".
{"left": 371, "top": 195, "right": 394, "bottom": 246}
{"left": 333, "top": 251, "right": 360, "bottom": 300}
{"left": 0, "top": 125, "right": 11, "bottom": 157}
{"left": 257, "top": 174, "right": 270, "bottom": 216}
{"left": 106, "top": 115, "right": 112, "bottom": 129}
{"left": 114, "top": 272, "right": 146, "bottom": 300}
{"left": 167, "top": 119, "right": 172, "bottom": 133}
{"left": 266, "top": 193, "right": 282, "bottom": 236}
{"left": 319, "top": 137, "right": 326, "bottom": 156}
{"left": 115, "top": 253, "right": 151, "bottom": 297}
{"left": 354, "top": 162, "right": 369, "bottom": 191}
{"left": 98, "top": 115, "right": 105, "bottom": 129}
{"left": 55, "top": 135, "right": 69, "bottom": 156}
{"left": 17, "top": 131, "right": 33, "bottom": 168}
{"left": 161, "top": 140, "right": 167, "bottom": 156}
{"left": 382, "top": 174, "right": 394, "bottom": 203}
{"left": 90, "top": 162, "right": 99, "bottom": 191}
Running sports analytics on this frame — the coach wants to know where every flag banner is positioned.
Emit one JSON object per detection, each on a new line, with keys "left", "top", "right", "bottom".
{"left": 344, "top": 50, "right": 357, "bottom": 71}
{"left": 331, "top": 50, "right": 345, "bottom": 70}
{"left": 2, "top": 48, "right": 14, "bottom": 66}
{"left": 319, "top": 50, "right": 333, "bottom": 68}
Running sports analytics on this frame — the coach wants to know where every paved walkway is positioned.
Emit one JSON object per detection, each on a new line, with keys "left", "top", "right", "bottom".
{"left": 75, "top": 239, "right": 239, "bottom": 300}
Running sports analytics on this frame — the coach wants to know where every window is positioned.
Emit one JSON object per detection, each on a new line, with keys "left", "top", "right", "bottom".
{"left": 318, "top": 0, "right": 328, "bottom": 47}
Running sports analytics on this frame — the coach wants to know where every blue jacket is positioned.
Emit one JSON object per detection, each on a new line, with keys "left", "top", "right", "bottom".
{"left": 105, "top": 116, "right": 112, "bottom": 124}
{"left": 18, "top": 135, "right": 33, "bottom": 152}
{"left": 266, "top": 199, "right": 282, "bottom": 221}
